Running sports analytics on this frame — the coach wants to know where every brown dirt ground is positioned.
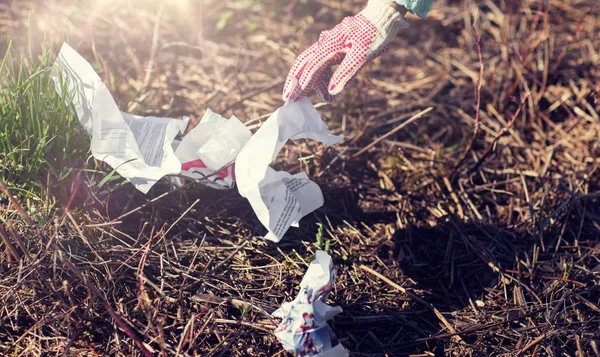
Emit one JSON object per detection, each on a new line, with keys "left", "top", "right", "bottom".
{"left": 1, "top": 0, "right": 599, "bottom": 356}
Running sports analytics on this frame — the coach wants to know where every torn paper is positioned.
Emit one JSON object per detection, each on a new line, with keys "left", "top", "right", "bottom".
{"left": 235, "top": 98, "right": 342, "bottom": 242}
{"left": 171, "top": 109, "right": 251, "bottom": 190}
{"left": 52, "top": 43, "right": 343, "bottom": 243}
{"left": 273, "top": 251, "right": 347, "bottom": 357}
{"left": 121, "top": 112, "right": 189, "bottom": 168}
{"left": 51, "top": 43, "right": 187, "bottom": 194}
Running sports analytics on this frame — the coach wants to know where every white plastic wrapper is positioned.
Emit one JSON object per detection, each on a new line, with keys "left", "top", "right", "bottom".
{"left": 235, "top": 99, "right": 342, "bottom": 242}
{"left": 273, "top": 251, "right": 347, "bottom": 357}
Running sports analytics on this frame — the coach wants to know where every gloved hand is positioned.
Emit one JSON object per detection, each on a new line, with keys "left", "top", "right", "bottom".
{"left": 283, "top": 0, "right": 409, "bottom": 103}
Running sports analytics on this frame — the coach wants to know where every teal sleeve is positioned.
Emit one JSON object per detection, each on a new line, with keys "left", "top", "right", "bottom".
{"left": 393, "top": 0, "right": 433, "bottom": 18}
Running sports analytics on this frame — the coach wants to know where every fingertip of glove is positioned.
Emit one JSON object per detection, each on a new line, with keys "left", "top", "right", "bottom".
{"left": 282, "top": 83, "right": 295, "bottom": 102}
{"left": 328, "top": 83, "right": 344, "bottom": 96}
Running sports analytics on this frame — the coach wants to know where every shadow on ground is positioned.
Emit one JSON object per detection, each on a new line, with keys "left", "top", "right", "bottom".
{"left": 329, "top": 219, "right": 532, "bottom": 356}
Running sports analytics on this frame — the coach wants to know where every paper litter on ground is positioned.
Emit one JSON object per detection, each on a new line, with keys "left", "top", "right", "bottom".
{"left": 51, "top": 43, "right": 188, "bottom": 194}
{"left": 272, "top": 250, "right": 347, "bottom": 357}
{"left": 170, "top": 109, "right": 251, "bottom": 190}
{"left": 235, "top": 98, "right": 342, "bottom": 242}
{"left": 52, "top": 42, "right": 342, "bottom": 242}
{"left": 51, "top": 42, "right": 248, "bottom": 193}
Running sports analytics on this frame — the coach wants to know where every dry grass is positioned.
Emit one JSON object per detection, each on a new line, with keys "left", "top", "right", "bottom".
{"left": 1, "top": 0, "right": 599, "bottom": 356}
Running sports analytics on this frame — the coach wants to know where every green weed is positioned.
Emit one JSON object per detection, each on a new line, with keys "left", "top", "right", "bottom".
{"left": 0, "top": 17, "right": 90, "bottom": 202}
{"left": 315, "top": 223, "right": 330, "bottom": 253}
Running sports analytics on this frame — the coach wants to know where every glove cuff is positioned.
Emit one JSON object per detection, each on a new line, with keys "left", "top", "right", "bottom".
{"left": 360, "top": 0, "right": 410, "bottom": 35}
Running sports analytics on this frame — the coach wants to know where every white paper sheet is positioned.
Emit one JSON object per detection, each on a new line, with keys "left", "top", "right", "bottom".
{"left": 273, "top": 251, "right": 347, "bottom": 357}
{"left": 235, "top": 98, "right": 342, "bottom": 242}
{"left": 121, "top": 112, "right": 189, "bottom": 168}
{"left": 171, "top": 109, "right": 251, "bottom": 190}
{"left": 51, "top": 43, "right": 188, "bottom": 194}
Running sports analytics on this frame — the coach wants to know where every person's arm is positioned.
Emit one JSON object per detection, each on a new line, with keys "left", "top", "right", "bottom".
{"left": 283, "top": 0, "right": 433, "bottom": 103}
{"left": 393, "top": 0, "right": 433, "bottom": 19}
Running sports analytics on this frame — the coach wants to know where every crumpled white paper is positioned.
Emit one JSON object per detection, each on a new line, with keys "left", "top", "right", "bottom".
{"left": 273, "top": 251, "right": 347, "bottom": 357}
{"left": 53, "top": 43, "right": 343, "bottom": 243}
{"left": 51, "top": 43, "right": 249, "bottom": 193}
{"left": 235, "top": 99, "right": 342, "bottom": 242}
{"left": 171, "top": 109, "right": 251, "bottom": 190}
{"left": 51, "top": 43, "right": 188, "bottom": 193}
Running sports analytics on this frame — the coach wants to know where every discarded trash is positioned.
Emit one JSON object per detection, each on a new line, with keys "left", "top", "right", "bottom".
{"left": 51, "top": 43, "right": 188, "bottom": 194}
{"left": 272, "top": 251, "right": 347, "bottom": 357}
{"left": 51, "top": 43, "right": 248, "bottom": 193}
{"left": 52, "top": 43, "right": 340, "bottom": 241}
{"left": 235, "top": 99, "right": 342, "bottom": 242}
{"left": 171, "top": 108, "right": 251, "bottom": 190}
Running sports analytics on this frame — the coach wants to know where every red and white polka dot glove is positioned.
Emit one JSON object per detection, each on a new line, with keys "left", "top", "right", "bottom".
{"left": 283, "top": 0, "right": 409, "bottom": 102}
